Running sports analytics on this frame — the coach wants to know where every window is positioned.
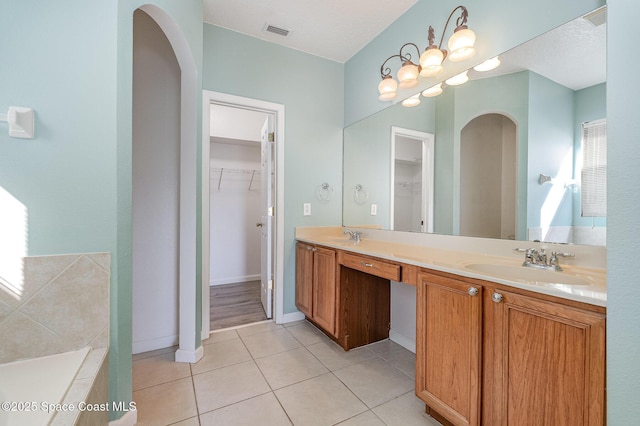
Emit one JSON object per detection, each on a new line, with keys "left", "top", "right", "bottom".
{"left": 581, "top": 119, "right": 607, "bottom": 217}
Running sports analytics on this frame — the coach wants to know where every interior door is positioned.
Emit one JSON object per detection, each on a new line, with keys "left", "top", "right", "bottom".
{"left": 260, "top": 117, "right": 273, "bottom": 318}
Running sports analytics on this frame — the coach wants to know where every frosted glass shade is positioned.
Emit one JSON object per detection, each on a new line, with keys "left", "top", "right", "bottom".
{"left": 419, "top": 47, "right": 444, "bottom": 77}
{"left": 402, "top": 94, "right": 421, "bottom": 107}
{"left": 397, "top": 62, "right": 419, "bottom": 89}
{"left": 422, "top": 83, "right": 443, "bottom": 97}
{"left": 474, "top": 56, "right": 500, "bottom": 72}
{"left": 445, "top": 71, "right": 469, "bottom": 86}
{"left": 447, "top": 27, "right": 476, "bottom": 61}
{"left": 378, "top": 77, "right": 398, "bottom": 101}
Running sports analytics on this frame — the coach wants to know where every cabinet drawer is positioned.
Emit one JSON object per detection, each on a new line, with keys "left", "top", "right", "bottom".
{"left": 341, "top": 252, "right": 401, "bottom": 281}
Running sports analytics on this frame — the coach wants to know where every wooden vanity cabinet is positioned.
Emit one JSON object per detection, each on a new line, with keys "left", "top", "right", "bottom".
{"left": 295, "top": 242, "right": 337, "bottom": 335}
{"left": 417, "top": 269, "right": 606, "bottom": 426}
{"left": 416, "top": 271, "right": 483, "bottom": 426}
{"left": 487, "top": 288, "right": 606, "bottom": 426}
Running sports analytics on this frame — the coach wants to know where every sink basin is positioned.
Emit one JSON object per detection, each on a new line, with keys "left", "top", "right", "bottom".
{"left": 464, "top": 263, "right": 591, "bottom": 286}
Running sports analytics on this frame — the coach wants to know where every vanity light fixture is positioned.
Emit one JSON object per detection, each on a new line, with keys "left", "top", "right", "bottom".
{"left": 378, "top": 43, "right": 423, "bottom": 100}
{"left": 473, "top": 56, "right": 501, "bottom": 72}
{"left": 378, "top": 5, "right": 476, "bottom": 101}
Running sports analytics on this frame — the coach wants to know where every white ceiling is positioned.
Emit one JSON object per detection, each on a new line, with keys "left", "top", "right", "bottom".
{"left": 203, "top": 0, "right": 418, "bottom": 63}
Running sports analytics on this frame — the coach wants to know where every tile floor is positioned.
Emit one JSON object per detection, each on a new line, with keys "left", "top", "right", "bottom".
{"left": 132, "top": 320, "right": 442, "bottom": 426}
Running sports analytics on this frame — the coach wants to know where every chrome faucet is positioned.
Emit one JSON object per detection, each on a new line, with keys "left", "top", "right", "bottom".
{"left": 343, "top": 229, "right": 362, "bottom": 244}
{"left": 515, "top": 247, "right": 574, "bottom": 271}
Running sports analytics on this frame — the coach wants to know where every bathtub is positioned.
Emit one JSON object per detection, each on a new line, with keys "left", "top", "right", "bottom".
{"left": 0, "top": 347, "right": 90, "bottom": 426}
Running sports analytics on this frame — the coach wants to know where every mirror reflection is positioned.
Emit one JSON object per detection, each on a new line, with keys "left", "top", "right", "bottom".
{"left": 343, "top": 7, "right": 607, "bottom": 246}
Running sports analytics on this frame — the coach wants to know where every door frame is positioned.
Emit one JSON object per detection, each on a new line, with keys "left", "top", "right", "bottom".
{"left": 389, "top": 126, "right": 435, "bottom": 233}
{"left": 201, "top": 90, "right": 285, "bottom": 338}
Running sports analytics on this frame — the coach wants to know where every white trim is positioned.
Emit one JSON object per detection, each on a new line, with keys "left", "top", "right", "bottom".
{"left": 137, "top": 4, "right": 200, "bottom": 364}
{"left": 132, "top": 335, "right": 177, "bottom": 355}
{"left": 389, "top": 127, "right": 435, "bottom": 233}
{"left": 175, "top": 344, "right": 204, "bottom": 363}
{"left": 201, "top": 90, "right": 285, "bottom": 335}
{"left": 389, "top": 329, "right": 416, "bottom": 354}
{"left": 210, "top": 274, "right": 260, "bottom": 286}
{"left": 108, "top": 409, "right": 137, "bottom": 426}
{"left": 279, "top": 311, "right": 305, "bottom": 324}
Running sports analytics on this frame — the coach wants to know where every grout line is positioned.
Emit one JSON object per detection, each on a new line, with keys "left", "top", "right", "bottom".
{"left": 188, "top": 363, "right": 202, "bottom": 425}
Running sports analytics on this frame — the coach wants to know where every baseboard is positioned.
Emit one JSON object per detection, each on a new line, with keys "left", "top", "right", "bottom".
{"left": 210, "top": 274, "right": 260, "bottom": 286}
{"left": 175, "top": 345, "right": 204, "bottom": 363}
{"left": 390, "top": 329, "right": 416, "bottom": 354}
{"left": 278, "top": 311, "right": 305, "bottom": 324}
{"left": 109, "top": 409, "right": 137, "bottom": 426}
{"left": 132, "top": 334, "right": 178, "bottom": 355}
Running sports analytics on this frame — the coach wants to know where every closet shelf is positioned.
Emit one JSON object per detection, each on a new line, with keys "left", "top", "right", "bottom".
{"left": 212, "top": 167, "right": 261, "bottom": 191}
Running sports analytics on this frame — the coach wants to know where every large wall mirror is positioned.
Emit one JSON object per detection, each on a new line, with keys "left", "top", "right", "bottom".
{"left": 343, "top": 6, "right": 607, "bottom": 246}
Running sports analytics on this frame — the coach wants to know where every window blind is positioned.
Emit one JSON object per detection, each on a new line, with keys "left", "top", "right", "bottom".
{"left": 581, "top": 119, "right": 607, "bottom": 217}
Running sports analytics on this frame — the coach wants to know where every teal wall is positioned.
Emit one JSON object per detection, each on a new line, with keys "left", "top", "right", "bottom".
{"left": 202, "top": 25, "right": 344, "bottom": 314}
{"left": 0, "top": 0, "right": 202, "bottom": 421}
{"left": 607, "top": 0, "right": 640, "bottom": 422}
{"left": 527, "top": 72, "right": 575, "bottom": 230}
{"left": 343, "top": 100, "right": 435, "bottom": 228}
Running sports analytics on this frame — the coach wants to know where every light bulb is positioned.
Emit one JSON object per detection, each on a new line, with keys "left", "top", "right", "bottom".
{"left": 397, "top": 62, "right": 419, "bottom": 89}
{"left": 473, "top": 56, "right": 500, "bottom": 72}
{"left": 419, "top": 47, "right": 444, "bottom": 77}
{"left": 402, "top": 94, "right": 421, "bottom": 107}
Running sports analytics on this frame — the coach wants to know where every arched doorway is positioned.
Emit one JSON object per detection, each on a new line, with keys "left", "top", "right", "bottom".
{"left": 460, "top": 113, "right": 517, "bottom": 240}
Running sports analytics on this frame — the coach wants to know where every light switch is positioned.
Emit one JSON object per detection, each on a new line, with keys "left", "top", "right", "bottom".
{"left": 370, "top": 203, "right": 377, "bottom": 215}
{"left": 303, "top": 203, "right": 311, "bottom": 216}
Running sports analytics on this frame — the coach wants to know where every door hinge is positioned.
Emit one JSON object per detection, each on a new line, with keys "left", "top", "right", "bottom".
{"left": 268, "top": 132, "right": 275, "bottom": 142}
{"left": 268, "top": 279, "right": 273, "bottom": 290}
{"left": 268, "top": 206, "right": 274, "bottom": 216}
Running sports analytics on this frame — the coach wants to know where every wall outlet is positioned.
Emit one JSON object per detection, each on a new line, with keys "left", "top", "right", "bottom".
{"left": 370, "top": 203, "right": 377, "bottom": 216}
{"left": 303, "top": 203, "right": 311, "bottom": 216}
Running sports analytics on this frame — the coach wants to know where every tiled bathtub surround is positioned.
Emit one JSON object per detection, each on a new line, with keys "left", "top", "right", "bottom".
{"left": 0, "top": 252, "right": 110, "bottom": 425}
{"left": 0, "top": 253, "right": 110, "bottom": 363}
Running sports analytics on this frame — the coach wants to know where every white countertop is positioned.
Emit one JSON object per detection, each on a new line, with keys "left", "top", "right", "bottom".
{"left": 296, "top": 227, "right": 606, "bottom": 307}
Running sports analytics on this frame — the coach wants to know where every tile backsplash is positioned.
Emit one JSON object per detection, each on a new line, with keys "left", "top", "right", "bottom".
{"left": 0, "top": 253, "right": 110, "bottom": 364}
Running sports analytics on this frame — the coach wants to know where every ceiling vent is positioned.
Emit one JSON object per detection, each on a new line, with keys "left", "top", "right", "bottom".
{"left": 583, "top": 6, "right": 607, "bottom": 27}
{"left": 264, "top": 23, "right": 291, "bottom": 37}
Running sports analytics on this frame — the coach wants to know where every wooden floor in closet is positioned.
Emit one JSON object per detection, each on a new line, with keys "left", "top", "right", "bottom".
{"left": 210, "top": 280, "right": 267, "bottom": 330}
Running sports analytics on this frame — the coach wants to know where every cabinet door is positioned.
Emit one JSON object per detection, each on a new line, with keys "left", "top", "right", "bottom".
{"left": 312, "top": 246, "right": 337, "bottom": 334}
{"left": 416, "top": 273, "right": 482, "bottom": 426}
{"left": 295, "top": 242, "right": 314, "bottom": 317}
{"left": 495, "top": 290, "right": 606, "bottom": 426}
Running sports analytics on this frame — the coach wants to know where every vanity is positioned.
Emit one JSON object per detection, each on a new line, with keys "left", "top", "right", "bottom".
{"left": 295, "top": 226, "right": 606, "bottom": 426}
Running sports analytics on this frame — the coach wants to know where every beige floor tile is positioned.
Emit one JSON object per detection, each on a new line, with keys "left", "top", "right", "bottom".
{"left": 241, "top": 328, "right": 302, "bottom": 359}
{"left": 190, "top": 338, "right": 252, "bottom": 375}
{"left": 333, "top": 357, "right": 414, "bottom": 408}
{"left": 203, "top": 329, "right": 239, "bottom": 345}
{"left": 256, "top": 347, "right": 328, "bottom": 389}
{"left": 133, "top": 352, "right": 192, "bottom": 391}
{"left": 373, "top": 391, "right": 442, "bottom": 426}
{"left": 283, "top": 319, "right": 307, "bottom": 328}
{"left": 193, "top": 360, "right": 271, "bottom": 413}
{"left": 336, "top": 410, "right": 386, "bottom": 425}
{"left": 305, "top": 339, "right": 376, "bottom": 371}
{"left": 133, "top": 377, "right": 198, "bottom": 426}
{"left": 275, "top": 373, "right": 367, "bottom": 426}
{"left": 365, "top": 339, "right": 405, "bottom": 356}
{"left": 285, "top": 321, "right": 328, "bottom": 346}
{"left": 380, "top": 347, "right": 416, "bottom": 379}
{"left": 169, "top": 417, "right": 200, "bottom": 426}
{"left": 236, "top": 320, "right": 283, "bottom": 337}
{"left": 200, "top": 392, "right": 291, "bottom": 426}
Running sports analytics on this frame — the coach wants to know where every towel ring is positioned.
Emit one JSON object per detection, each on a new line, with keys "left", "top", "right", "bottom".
{"left": 353, "top": 184, "right": 369, "bottom": 205}
{"left": 315, "top": 182, "right": 333, "bottom": 202}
